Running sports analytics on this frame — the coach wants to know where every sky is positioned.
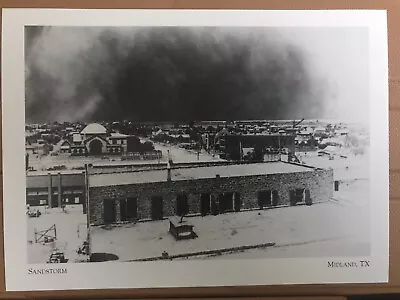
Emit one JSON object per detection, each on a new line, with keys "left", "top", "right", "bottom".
{"left": 25, "top": 26, "right": 369, "bottom": 124}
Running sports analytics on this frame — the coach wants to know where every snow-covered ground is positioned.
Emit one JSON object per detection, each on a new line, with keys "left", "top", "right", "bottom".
{"left": 27, "top": 205, "right": 88, "bottom": 264}
{"left": 27, "top": 147, "right": 370, "bottom": 263}
{"left": 297, "top": 150, "right": 369, "bottom": 181}
{"left": 90, "top": 177, "right": 369, "bottom": 261}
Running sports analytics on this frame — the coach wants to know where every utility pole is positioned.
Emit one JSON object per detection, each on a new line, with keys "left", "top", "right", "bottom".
{"left": 239, "top": 141, "right": 242, "bottom": 161}
{"left": 84, "top": 163, "right": 91, "bottom": 258}
{"left": 25, "top": 153, "right": 29, "bottom": 172}
{"left": 278, "top": 135, "right": 282, "bottom": 161}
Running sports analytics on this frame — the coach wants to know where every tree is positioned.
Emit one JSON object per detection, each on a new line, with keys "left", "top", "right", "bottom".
{"left": 42, "top": 143, "right": 53, "bottom": 156}
{"left": 206, "top": 125, "right": 215, "bottom": 133}
{"left": 127, "top": 136, "right": 141, "bottom": 152}
{"left": 248, "top": 144, "right": 265, "bottom": 162}
{"left": 141, "top": 141, "right": 155, "bottom": 152}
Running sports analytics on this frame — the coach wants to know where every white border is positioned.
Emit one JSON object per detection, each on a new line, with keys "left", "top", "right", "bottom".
{"left": 1, "top": 9, "right": 389, "bottom": 291}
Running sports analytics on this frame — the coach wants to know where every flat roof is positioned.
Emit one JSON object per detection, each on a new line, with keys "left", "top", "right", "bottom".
{"left": 89, "top": 161, "right": 315, "bottom": 187}
{"left": 26, "top": 172, "right": 85, "bottom": 188}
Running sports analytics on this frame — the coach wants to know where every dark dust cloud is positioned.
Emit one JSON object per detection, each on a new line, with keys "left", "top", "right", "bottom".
{"left": 25, "top": 26, "right": 330, "bottom": 123}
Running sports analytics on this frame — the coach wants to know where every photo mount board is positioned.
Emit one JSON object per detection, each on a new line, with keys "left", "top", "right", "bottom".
{"left": 1, "top": 8, "right": 389, "bottom": 292}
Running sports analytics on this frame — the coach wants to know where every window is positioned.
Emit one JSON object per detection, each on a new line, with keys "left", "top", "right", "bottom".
{"left": 40, "top": 200, "right": 47, "bottom": 205}
{"left": 290, "top": 188, "right": 308, "bottom": 206}
{"left": 75, "top": 197, "right": 80, "bottom": 204}
{"left": 258, "top": 190, "right": 279, "bottom": 208}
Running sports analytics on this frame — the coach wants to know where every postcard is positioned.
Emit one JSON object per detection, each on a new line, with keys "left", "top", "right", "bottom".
{"left": 1, "top": 8, "right": 389, "bottom": 291}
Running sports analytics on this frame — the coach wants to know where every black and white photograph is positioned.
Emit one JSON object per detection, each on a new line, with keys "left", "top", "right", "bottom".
{"left": 2, "top": 9, "right": 389, "bottom": 291}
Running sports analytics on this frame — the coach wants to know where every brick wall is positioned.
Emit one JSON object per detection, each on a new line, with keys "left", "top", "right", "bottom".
{"left": 89, "top": 166, "right": 333, "bottom": 226}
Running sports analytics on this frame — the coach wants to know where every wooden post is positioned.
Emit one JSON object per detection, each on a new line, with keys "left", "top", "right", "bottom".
{"left": 57, "top": 172, "right": 62, "bottom": 208}
{"left": 278, "top": 135, "right": 282, "bottom": 161}
{"left": 334, "top": 180, "right": 340, "bottom": 191}
{"left": 47, "top": 173, "right": 52, "bottom": 208}
{"left": 239, "top": 141, "right": 242, "bottom": 161}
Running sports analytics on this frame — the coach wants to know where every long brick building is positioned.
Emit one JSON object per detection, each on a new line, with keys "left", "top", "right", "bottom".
{"left": 87, "top": 161, "right": 334, "bottom": 226}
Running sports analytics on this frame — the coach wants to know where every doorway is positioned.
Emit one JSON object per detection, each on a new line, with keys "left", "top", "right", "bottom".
{"left": 290, "top": 188, "right": 308, "bottom": 206}
{"left": 257, "top": 190, "right": 272, "bottom": 208}
{"left": 89, "top": 139, "right": 103, "bottom": 155}
{"left": 151, "top": 196, "right": 164, "bottom": 220}
{"left": 272, "top": 190, "right": 279, "bottom": 206}
{"left": 218, "top": 192, "right": 234, "bottom": 213}
{"left": 176, "top": 194, "right": 189, "bottom": 217}
{"left": 126, "top": 197, "right": 138, "bottom": 220}
{"left": 120, "top": 197, "right": 138, "bottom": 221}
{"left": 120, "top": 199, "right": 127, "bottom": 221}
{"left": 200, "top": 193, "right": 211, "bottom": 216}
{"left": 103, "top": 199, "right": 116, "bottom": 224}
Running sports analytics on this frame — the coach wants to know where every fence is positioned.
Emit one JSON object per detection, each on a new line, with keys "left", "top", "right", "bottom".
{"left": 34, "top": 224, "right": 57, "bottom": 243}
{"left": 121, "top": 151, "right": 162, "bottom": 161}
